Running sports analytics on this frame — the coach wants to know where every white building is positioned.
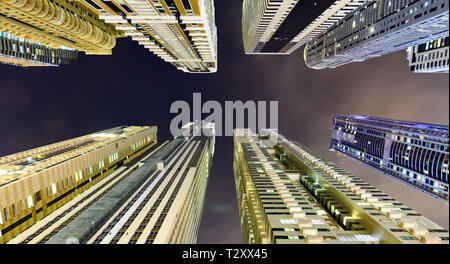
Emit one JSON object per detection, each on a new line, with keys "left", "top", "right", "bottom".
{"left": 81, "top": 0, "right": 218, "bottom": 73}
{"left": 305, "top": 0, "right": 450, "bottom": 69}
{"left": 242, "top": 0, "right": 367, "bottom": 54}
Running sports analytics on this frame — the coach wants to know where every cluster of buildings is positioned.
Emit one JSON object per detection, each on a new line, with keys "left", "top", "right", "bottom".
{"left": 0, "top": 0, "right": 217, "bottom": 73}
{"left": 243, "top": 0, "right": 449, "bottom": 73}
{"left": 0, "top": 116, "right": 448, "bottom": 244}
{"left": 237, "top": 0, "right": 448, "bottom": 244}
{"left": 234, "top": 127, "right": 448, "bottom": 244}
{"left": 0, "top": 0, "right": 448, "bottom": 245}
{"left": 1, "top": 122, "right": 215, "bottom": 244}
{"left": 1, "top": 0, "right": 448, "bottom": 73}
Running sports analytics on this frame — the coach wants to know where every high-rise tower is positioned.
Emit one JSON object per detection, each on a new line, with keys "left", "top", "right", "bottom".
{"left": 242, "top": 0, "right": 367, "bottom": 54}
{"left": 0, "top": 126, "right": 158, "bottom": 244}
{"left": 81, "top": 0, "right": 218, "bottom": 73}
{"left": 305, "top": 0, "right": 449, "bottom": 69}
{"left": 330, "top": 115, "right": 449, "bottom": 201}
{"left": 0, "top": 0, "right": 118, "bottom": 55}
{"left": 233, "top": 129, "right": 448, "bottom": 244}
{"left": 0, "top": 0, "right": 218, "bottom": 72}
{"left": 8, "top": 122, "right": 215, "bottom": 244}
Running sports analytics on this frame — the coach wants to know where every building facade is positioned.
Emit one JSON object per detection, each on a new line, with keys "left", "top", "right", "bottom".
{"left": 407, "top": 36, "right": 449, "bottom": 73}
{"left": 80, "top": 0, "right": 217, "bottom": 73}
{"left": 234, "top": 129, "right": 448, "bottom": 244}
{"left": 305, "top": 0, "right": 449, "bottom": 69}
{"left": 242, "top": 0, "right": 366, "bottom": 54}
{"left": 330, "top": 115, "right": 449, "bottom": 201}
{"left": 8, "top": 122, "right": 215, "bottom": 244}
{"left": 0, "top": 0, "right": 217, "bottom": 71}
{"left": 0, "top": 0, "right": 118, "bottom": 55}
{"left": 0, "top": 126, "right": 158, "bottom": 243}
{"left": 0, "top": 31, "right": 78, "bottom": 67}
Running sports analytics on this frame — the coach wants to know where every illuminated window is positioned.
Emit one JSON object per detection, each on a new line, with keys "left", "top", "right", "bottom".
{"left": 51, "top": 183, "right": 57, "bottom": 195}
{"left": 280, "top": 219, "right": 298, "bottom": 225}
{"left": 27, "top": 195, "right": 34, "bottom": 209}
{"left": 400, "top": 236, "right": 419, "bottom": 240}
{"left": 312, "top": 219, "right": 325, "bottom": 225}
{"left": 290, "top": 207, "right": 301, "bottom": 212}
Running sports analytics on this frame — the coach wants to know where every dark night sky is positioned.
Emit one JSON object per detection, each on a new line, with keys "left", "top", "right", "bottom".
{"left": 0, "top": 1, "right": 448, "bottom": 243}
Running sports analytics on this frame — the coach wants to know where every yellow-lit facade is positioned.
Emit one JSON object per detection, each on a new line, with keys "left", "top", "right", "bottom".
{"left": 7, "top": 122, "right": 214, "bottom": 244}
{"left": 80, "top": 0, "right": 217, "bottom": 73}
{"left": 0, "top": 126, "right": 157, "bottom": 244}
{"left": 233, "top": 129, "right": 449, "bottom": 244}
{"left": 0, "top": 0, "right": 217, "bottom": 71}
{"left": 0, "top": 0, "right": 118, "bottom": 55}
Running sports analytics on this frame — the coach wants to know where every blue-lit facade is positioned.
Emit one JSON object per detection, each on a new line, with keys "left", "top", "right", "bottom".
{"left": 330, "top": 115, "right": 449, "bottom": 201}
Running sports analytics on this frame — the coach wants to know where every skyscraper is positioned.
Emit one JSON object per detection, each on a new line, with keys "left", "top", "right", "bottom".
{"left": 0, "top": 0, "right": 218, "bottom": 72}
{"left": 407, "top": 36, "right": 449, "bottom": 73}
{"left": 242, "top": 0, "right": 367, "bottom": 54}
{"left": 8, "top": 122, "right": 215, "bottom": 244}
{"left": 0, "top": 126, "right": 158, "bottom": 244}
{"left": 305, "top": 0, "right": 449, "bottom": 69}
{"left": 233, "top": 129, "right": 448, "bottom": 244}
{"left": 0, "top": 0, "right": 119, "bottom": 55}
{"left": 330, "top": 115, "right": 449, "bottom": 201}
{"left": 81, "top": 0, "right": 218, "bottom": 73}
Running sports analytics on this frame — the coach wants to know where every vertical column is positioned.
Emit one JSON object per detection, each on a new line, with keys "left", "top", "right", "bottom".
{"left": 383, "top": 133, "right": 393, "bottom": 163}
